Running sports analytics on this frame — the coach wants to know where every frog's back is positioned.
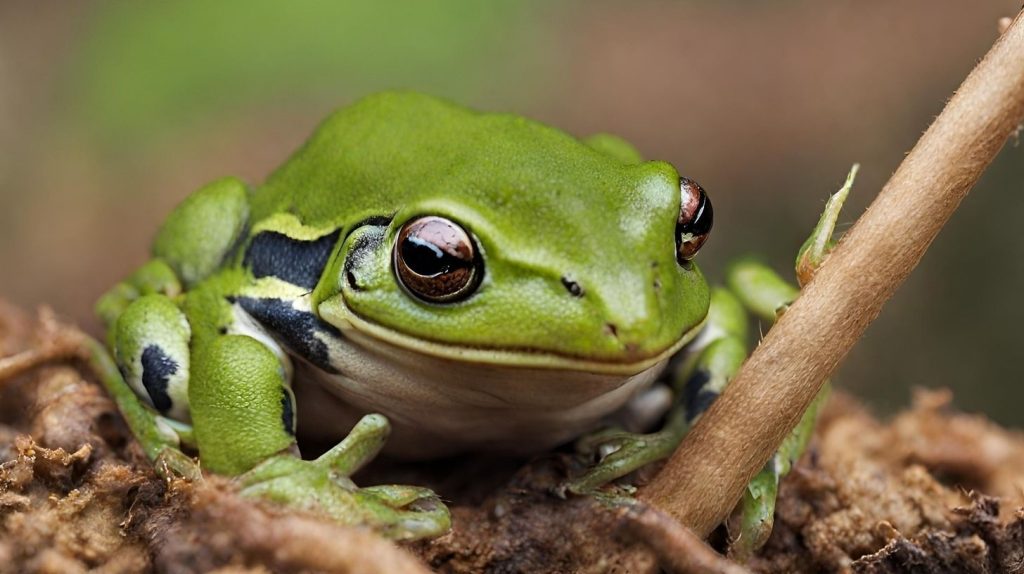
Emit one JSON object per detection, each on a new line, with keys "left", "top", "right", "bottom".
{"left": 248, "top": 91, "right": 624, "bottom": 230}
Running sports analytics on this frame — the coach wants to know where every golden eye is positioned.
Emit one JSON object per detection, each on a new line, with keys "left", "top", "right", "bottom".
{"left": 677, "top": 177, "right": 713, "bottom": 263}
{"left": 393, "top": 216, "right": 482, "bottom": 303}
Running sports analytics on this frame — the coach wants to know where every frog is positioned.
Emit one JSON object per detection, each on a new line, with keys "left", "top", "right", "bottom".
{"left": 91, "top": 91, "right": 843, "bottom": 549}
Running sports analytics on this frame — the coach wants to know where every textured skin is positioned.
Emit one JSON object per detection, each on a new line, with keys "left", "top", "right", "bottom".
{"left": 95, "top": 92, "right": 722, "bottom": 539}
{"left": 259, "top": 92, "right": 710, "bottom": 362}
{"left": 95, "top": 259, "right": 181, "bottom": 330}
{"left": 189, "top": 334, "right": 294, "bottom": 475}
{"left": 98, "top": 91, "right": 716, "bottom": 476}
{"left": 112, "top": 294, "right": 191, "bottom": 420}
{"left": 153, "top": 176, "right": 249, "bottom": 287}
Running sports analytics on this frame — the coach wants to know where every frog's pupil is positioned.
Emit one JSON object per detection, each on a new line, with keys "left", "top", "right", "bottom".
{"left": 402, "top": 237, "right": 465, "bottom": 276}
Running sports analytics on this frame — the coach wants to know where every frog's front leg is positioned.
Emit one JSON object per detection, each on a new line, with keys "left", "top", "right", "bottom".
{"left": 96, "top": 176, "right": 250, "bottom": 334}
{"left": 188, "top": 332, "right": 298, "bottom": 474}
{"left": 563, "top": 267, "right": 824, "bottom": 554}
{"left": 238, "top": 413, "right": 450, "bottom": 540}
{"left": 90, "top": 293, "right": 198, "bottom": 477}
{"left": 184, "top": 300, "right": 450, "bottom": 540}
{"left": 559, "top": 287, "right": 747, "bottom": 496}
{"left": 564, "top": 167, "right": 855, "bottom": 555}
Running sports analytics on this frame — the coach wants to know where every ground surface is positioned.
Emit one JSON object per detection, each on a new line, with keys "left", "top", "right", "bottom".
{"left": 3, "top": 299, "right": 1024, "bottom": 573}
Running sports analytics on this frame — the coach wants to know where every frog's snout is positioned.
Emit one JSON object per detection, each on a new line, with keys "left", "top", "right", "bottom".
{"left": 601, "top": 317, "right": 657, "bottom": 359}
{"left": 602, "top": 322, "right": 644, "bottom": 357}
{"left": 559, "top": 260, "right": 670, "bottom": 359}
{"left": 595, "top": 289, "right": 663, "bottom": 359}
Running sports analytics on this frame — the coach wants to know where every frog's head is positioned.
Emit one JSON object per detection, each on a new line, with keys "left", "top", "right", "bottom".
{"left": 307, "top": 93, "right": 712, "bottom": 375}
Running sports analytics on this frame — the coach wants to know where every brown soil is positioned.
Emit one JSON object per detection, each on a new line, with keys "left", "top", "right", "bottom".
{"left": 3, "top": 300, "right": 1024, "bottom": 573}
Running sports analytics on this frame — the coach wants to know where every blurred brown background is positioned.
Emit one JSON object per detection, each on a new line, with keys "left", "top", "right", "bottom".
{"left": 1, "top": 1, "right": 1022, "bottom": 423}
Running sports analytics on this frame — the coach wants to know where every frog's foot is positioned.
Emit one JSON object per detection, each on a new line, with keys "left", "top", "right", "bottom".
{"left": 726, "top": 382, "right": 829, "bottom": 559}
{"left": 153, "top": 446, "right": 203, "bottom": 482}
{"left": 237, "top": 414, "right": 451, "bottom": 541}
{"left": 795, "top": 163, "right": 858, "bottom": 286}
{"left": 557, "top": 419, "right": 685, "bottom": 497}
{"left": 95, "top": 259, "right": 182, "bottom": 331}
{"left": 729, "top": 461, "right": 781, "bottom": 560}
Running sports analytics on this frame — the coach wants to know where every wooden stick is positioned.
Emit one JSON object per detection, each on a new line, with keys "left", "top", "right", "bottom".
{"left": 616, "top": 503, "right": 751, "bottom": 574}
{"left": 640, "top": 11, "right": 1024, "bottom": 536}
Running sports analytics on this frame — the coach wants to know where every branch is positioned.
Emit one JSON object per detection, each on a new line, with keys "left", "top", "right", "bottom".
{"left": 616, "top": 502, "right": 751, "bottom": 574}
{"left": 640, "top": 10, "right": 1024, "bottom": 536}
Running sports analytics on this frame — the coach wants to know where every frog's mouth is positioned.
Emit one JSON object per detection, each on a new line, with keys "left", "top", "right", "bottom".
{"left": 320, "top": 303, "right": 706, "bottom": 376}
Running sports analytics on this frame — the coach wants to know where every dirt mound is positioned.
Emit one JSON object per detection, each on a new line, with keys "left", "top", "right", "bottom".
{"left": 3, "top": 300, "right": 1024, "bottom": 573}
{"left": 752, "top": 390, "right": 1024, "bottom": 572}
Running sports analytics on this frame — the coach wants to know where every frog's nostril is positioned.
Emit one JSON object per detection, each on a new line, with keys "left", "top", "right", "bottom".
{"left": 604, "top": 323, "right": 643, "bottom": 355}
{"left": 561, "top": 276, "right": 584, "bottom": 298}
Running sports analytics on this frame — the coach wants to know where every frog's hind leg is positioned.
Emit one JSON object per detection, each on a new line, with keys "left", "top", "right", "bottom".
{"left": 93, "top": 293, "right": 198, "bottom": 478}
{"left": 113, "top": 295, "right": 192, "bottom": 422}
{"left": 96, "top": 259, "right": 183, "bottom": 338}
{"left": 95, "top": 176, "right": 250, "bottom": 335}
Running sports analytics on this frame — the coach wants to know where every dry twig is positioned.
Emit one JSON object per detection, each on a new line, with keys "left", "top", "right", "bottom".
{"left": 182, "top": 486, "right": 434, "bottom": 574}
{"left": 617, "top": 502, "right": 750, "bottom": 574}
{"left": 641, "top": 11, "right": 1024, "bottom": 536}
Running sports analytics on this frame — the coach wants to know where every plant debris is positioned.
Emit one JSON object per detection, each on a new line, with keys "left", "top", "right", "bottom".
{"left": 4, "top": 299, "right": 1024, "bottom": 573}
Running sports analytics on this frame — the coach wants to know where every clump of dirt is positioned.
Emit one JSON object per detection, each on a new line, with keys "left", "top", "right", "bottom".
{"left": 0, "top": 302, "right": 433, "bottom": 574}
{"left": 751, "top": 391, "right": 1024, "bottom": 572}
{"left": 4, "top": 298, "right": 1024, "bottom": 573}
{"left": 413, "top": 459, "right": 658, "bottom": 573}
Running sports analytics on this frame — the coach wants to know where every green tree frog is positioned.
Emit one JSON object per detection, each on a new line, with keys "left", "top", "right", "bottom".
{"left": 93, "top": 92, "right": 833, "bottom": 549}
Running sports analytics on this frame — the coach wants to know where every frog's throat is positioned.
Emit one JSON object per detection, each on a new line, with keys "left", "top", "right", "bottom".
{"left": 319, "top": 304, "right": 707, "bottom": 376}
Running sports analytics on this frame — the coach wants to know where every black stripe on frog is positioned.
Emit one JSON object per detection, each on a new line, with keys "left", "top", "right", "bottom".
{"left": 281, "top": 389, "right": 296, "bottom": 436}
{"left": 140, "top": 344, "right": 177, "bottom": 414}
{"left": 235, "top": 296, "right": 342, "bottom": 374}
{"left": 243, "top": 229, "right": 341, "bottom": 290}
{"left": 343, "top": 224, "right": 387, "bottom": 292}
{"left": 682, "top": 368, "right": 718, "bottom": 423}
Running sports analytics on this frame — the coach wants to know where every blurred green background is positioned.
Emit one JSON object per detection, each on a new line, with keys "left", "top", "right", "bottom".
{"left": 1, "top": 1, "right": 1022, "bottom": 423}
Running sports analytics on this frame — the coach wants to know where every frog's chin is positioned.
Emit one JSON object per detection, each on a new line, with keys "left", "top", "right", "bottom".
{"left": 318, "top": 303, "right": 705, "bottom": 377}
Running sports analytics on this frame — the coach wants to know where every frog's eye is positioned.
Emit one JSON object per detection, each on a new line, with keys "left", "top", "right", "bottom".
{"left": 676, "top": 177, "right": 713, "bottom": 264}
{"left": 394, "top": 216, "right": 482, "bottom": 303}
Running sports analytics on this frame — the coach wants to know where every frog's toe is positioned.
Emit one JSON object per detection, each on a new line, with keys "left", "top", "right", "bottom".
{"left": 153, "top": 447, "right": 203, "bottom": 482}
{"left": 236, "top": 453, "right": 450, "bottom": 540}
{"left": 559, "top": 430, "right": 678, "bottom": 496}
{"left": 361, "top": 483, "right": 439, "bottom": 508}
{"left": 728, "top": 463, "right": 780, "bottom": 560}
{"left": 358, "top": 485, "right": 451, "bottom": 540}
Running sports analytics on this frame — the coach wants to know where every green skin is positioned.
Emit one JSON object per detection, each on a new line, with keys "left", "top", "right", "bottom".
{"left": 93, "top": 92, "right": 844, "bottom": 546}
